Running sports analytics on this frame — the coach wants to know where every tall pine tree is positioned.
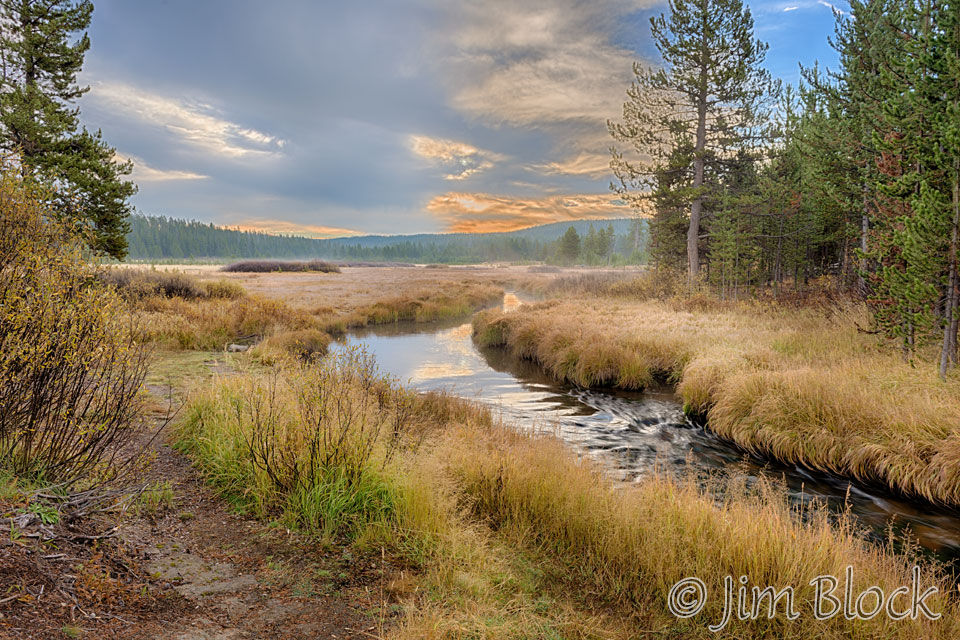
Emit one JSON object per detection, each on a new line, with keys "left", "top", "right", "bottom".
{"left": 0, "top": 0, "right": 136, "bottom": 258}
{"left": 610, "top": 0, "right": 774, "bottom": 284}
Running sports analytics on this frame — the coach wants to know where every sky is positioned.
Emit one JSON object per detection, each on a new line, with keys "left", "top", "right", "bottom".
{"left": 78, "top": 0, "right": 848, "bottom": 237}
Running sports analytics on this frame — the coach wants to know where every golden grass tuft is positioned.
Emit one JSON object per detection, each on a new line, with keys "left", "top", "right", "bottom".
{"left": 250, "top": 328, "right": 331, "bottom": 363}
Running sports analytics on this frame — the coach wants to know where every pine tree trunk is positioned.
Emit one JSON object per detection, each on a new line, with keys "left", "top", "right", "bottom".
{"left": 940, "top": 171, "right": 960, "bottom": 378}
{"left": 858, "top": 184, "right": 869, "bottom": 298}
{"left": 688, "top": 8, "right": 709, "bottom": 286}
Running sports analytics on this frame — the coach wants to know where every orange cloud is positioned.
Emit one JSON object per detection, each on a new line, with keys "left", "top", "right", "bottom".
{"left": 425, "top": 191, "right": 644, "bottom": 233}
{"left": 229, "top": 218, "right": 363, "bottom": 239}
{"left": 533, "top": 152, "right": 612, "bottom": 178}
{"left": 409, "top": 134, "right": 504, "bottom": 180}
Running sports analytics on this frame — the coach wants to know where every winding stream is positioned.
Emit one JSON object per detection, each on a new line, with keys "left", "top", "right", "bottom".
{"left": 333, "top": 293, "right": 960, "bottom": 563}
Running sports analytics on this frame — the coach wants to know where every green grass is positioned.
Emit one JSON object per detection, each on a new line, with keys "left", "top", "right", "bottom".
{"left": 135, "top": 481, "right": 175, "bottom": 515}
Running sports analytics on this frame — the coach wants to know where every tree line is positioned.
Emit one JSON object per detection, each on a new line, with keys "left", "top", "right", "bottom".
{"left": 610, "top": 0, "right": 960, "bottom": 376}
{"left": 125, "top": 214, "right": 648, "bottom": 266}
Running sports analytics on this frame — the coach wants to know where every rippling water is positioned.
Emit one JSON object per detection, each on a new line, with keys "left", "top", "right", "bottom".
{"left": 333, "top": 293, "right": 960, "bottom": 562}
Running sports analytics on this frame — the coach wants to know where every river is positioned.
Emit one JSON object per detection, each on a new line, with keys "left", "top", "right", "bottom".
{"left": 332, "top": 292, "right": 960, "bottom": 563}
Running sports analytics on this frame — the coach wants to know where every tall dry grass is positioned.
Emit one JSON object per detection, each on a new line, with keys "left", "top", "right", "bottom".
{"left": 98, "top": 267, "right": 245, "bottom": 300}
{"left": 221, "top": 259, "right": 340, "bottom": 273}
{"left": 127, "top": 275, "right": 503, "bottom": 353}
{"left": 473, "top": 290, "right": 960, "bottom": 506}
{"left": 436, "top": 420, "right": 960, "bottom": 638}
{"left": 136, "top": 294, "right": 322, "bottom": 350}
{"left": 344, "top": 284, "right": 505, "bottom": 328}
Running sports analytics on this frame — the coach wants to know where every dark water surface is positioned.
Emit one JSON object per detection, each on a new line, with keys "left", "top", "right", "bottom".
{"left": 333, "top": 293, "right": 960, "bottom": 562}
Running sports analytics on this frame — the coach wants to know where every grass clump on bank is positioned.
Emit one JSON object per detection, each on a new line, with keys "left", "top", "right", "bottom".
{"left": 249, "top": 328, "right": 331, "bottom": 363}
{"left": 175, "top": 348, "right": 420, "bottom": 541}
{"left": 175, "top": 351, "right": 960, "bottom": 637}
{"left": 344, "top": 283, "right": 505, "bottom": 327}
{"left": 221, "top": 259, "right": 340, "bottom": 273}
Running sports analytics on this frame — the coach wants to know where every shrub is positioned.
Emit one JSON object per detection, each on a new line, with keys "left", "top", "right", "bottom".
{"left": 97, "top": 267, "right": 208, "bottom": 299}
{"left": 176, "top": 348, "right": 418, "bottom": 541}
{"left": 221, "top": 259, "right": 340, "bottom": 273}
{"left": 202, "top": 278, "right": 245, "bottom": 299}
{"left": 0, "top": 169, "right": 147, "bottom": 485}
{"left": 98, "top": 268, "right": 246, "bottom": 301}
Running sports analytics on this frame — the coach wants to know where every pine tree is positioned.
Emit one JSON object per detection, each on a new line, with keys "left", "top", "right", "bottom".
{"left": 559, "top": 227, "right": 581, "bottom": 265}
{"left": 0, "top": 0, "right": 136, "bottom": 258}
{"left": 610, "top": 0, "right": 774, "bottom": 284}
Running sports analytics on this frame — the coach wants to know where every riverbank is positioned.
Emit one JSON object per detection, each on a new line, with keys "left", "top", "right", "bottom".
{"left": 472, "top": 283, "right": 960, "bottom": 507}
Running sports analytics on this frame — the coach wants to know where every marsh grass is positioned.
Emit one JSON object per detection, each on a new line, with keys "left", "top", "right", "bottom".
{"left": 472, "top": 292, "right": 960, "bottom": 506}
{"left": 98, "top": 267, "right": 245, "bottom": 300}
{"left": 136, "top": 294, "right": 320, "bottom": 350}
{"left": 130, "top": 278, "right": 503, "bottom": 352}
{"left": 344, "top": 284, "right": 505, "bottom": 328}
{"left": 250, "top": 328, "right": 331, "bottom": 363}
{"left": 436, "top": 420, "right": 960, "bottom": 638}
{"left": 175, "top": 353, "right": 960, "bottom": 637}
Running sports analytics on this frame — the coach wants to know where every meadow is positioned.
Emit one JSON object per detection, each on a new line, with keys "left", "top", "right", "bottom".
{"left": 7, "top": 211, "right": 960, "bottom": 637}
{"left": 143, "top": 263, "right": 960, "bottom": 636}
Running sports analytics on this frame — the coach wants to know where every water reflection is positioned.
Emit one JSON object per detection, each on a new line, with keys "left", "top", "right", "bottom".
{"left": 333, "top": 301, "right": 960, "bottom": 562}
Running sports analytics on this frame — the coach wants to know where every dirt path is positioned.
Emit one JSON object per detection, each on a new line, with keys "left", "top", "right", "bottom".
{"left": 1, "top": 354, "right": 393, "bottom": 639}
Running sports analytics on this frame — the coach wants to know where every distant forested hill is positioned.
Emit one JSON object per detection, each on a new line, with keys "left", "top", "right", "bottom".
{"left": 125, "top": 214, "right": 647, "bottom": 265}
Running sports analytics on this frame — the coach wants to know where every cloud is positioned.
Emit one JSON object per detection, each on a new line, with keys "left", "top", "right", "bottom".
{"left": 533, "top": 152, "right": 612, "bottom": 178}
{"left": 409, "top": 134, "right": 505, "bottom": 180}
{"left": 228, "top": 218, "right": 363, "bottom": 239}
{"left": 116, "top": 154, "right": 208, "bottom": 182}
{"left": 426, "top": 0, "right": 655, "bottom": 194}
{"left": 437, "top": 1, "right": 653, "bottom": 128}
{"left": 89, "top": 81, "right": 286, "bottom": 159}
{"left": 425, "top": 191, "right": 634, "bottom": 233}
{"left": 768, "top": 0, "right": 846, "bottom": 14}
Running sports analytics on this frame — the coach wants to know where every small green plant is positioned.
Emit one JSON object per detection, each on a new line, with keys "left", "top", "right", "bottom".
{"left": 26, "top": 501, "right": 59, "bottom": 525}
{"left": 135, "top": 481, "right": 175, "bottom": 515}
{"left": 61, "top": 624, "right": 82, "bottom": 638}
